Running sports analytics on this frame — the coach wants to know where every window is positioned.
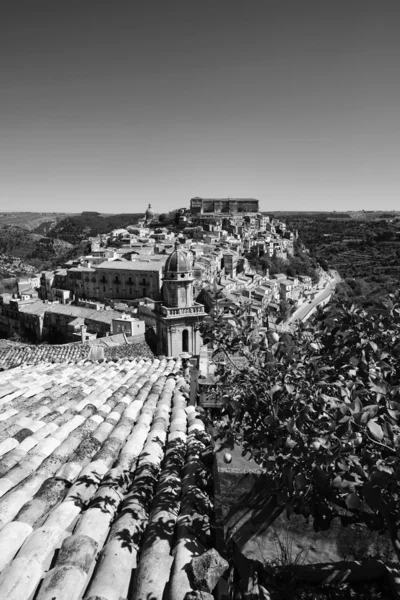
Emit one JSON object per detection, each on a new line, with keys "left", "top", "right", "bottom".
{"left": 182, "top": 329, "right": 189, "bottom": 353}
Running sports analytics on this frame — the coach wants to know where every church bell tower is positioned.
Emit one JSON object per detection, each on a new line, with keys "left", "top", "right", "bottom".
{"left": 156, "top": 242, "right": 206, "bottom": 357}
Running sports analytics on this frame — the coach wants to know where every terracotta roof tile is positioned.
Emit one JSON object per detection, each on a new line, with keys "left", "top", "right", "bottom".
{"left": 0, "top": 337, "right": 154, "bottom": 370}
{"left": 0, "top": 355, "right": 216, "bottom": 600}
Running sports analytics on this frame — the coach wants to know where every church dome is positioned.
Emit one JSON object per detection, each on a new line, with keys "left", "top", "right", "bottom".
{"left": 145, "top": 203, "right": 154, "bottom": 219}
{"left": 165, "top": 243, "right": 192, "bottom": 273}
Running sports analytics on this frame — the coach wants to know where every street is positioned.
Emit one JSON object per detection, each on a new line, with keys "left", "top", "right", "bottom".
{"left": 281, "top": 269, "right": 341, "bottom": 331}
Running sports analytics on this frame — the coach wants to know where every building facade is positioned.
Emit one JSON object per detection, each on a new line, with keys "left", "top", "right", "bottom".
{"left": 190, "top": 197, "right": 259, "bottom": 215}
{"left": 40, "top": 257, "right": 168, "bottom": 304}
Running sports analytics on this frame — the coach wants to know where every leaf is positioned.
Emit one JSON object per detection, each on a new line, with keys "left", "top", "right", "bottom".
{"left": 353, "top": 398, "right": 362, "bottom": 414}
{"left": 361, "top": 405, "right": 378, "bottom": 424}
{"left": 385, "top": 421, "right": 395, "bottom": 442}
{"left": 285, "top": 383, "right": 294, "bottom": 394}
{"left": 367, "top": 420, "right": 384, "bottom": 441}
{"left": 296, "top": 406, "right": 310, "bottom": 430}
{"left": 351, "top": 463, "right": 368, "bottom": 480}
{"left": 314, "top": 467, "right": 330, "bottom": 493}
{"left": 370, "top": 383, "right": 387, "bottom": 396}
{"left": 332, "top": 475, "right": 343, "bottom": 489}
{"left": 362, "top": 482, "right": 382, "bottom": 511}
{"left": 346, "top": 492, "right": 361, "bottom": 510}
{"left": 336, "top": 421, "right": 350, "bottom": 439}
{"left": 270, "top": 384, "right": 282, "bottom": 397}
{"left": 294, "top": 473, "right": 307, "bottom": 489}
{"left": 286, "top": 418, "right": 296, "bottom": 433}
{"left": 376, "top": 463, "right": 394, "bottom": 475}
{"left": 229, "top": 400, "right": 241, "bottom": 412}
{"left": 369, "top": 341, "right": 378, "bottom": 353}
{"left": 387, "top": 409, "right": 400, "bottom": 421}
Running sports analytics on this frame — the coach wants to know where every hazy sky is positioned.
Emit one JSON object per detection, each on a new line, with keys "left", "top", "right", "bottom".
{"left": 1, "top": 1, "right": 400, "bottom": 213}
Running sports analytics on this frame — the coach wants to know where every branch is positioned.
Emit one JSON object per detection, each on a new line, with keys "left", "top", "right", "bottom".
{"left": 366, "top": 433, "right": 396, "bottom": 454}
{"left": 350, "top": 419, "right": 396, "bottom": 454}
{"left": 217, "top": 346, "right": 247, "bottom": 373}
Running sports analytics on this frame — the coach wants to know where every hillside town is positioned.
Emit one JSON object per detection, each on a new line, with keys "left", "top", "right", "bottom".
{"left": 3, "top": 1, "right": 400, "bottom": 596}
{"left": 0, "top": 198, "right": 335, "bottom": 359}
{"left": 0, "top": 200, "right": 352, "bottom": 600}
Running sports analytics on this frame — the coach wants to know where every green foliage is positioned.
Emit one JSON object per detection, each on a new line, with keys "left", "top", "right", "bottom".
{"left": 44, "top": 213, "right": 143, "bottom": 244}
{"left": 0, "top": 277, "right": 18, "bottom": 295}
{"left": 0, "top": 226, "right": 78, "bottom": 272}
{"left": 287, "top": 216, "right": 400, "bottom": 307}
{"left": 245, "top": 243, "right": 318, "bottom": 283}
{"left": 199, "top": 293, "right": 400, "bottom": 558}
{"left": 0, "top": 212, "right": 70, "bottom": 232}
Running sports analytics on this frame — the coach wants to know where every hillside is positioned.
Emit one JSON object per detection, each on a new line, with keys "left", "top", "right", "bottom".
{"left": 0, "top": 212, "right": 73, "bottom": 232}
{"left": 284, "top": 214, "right": 400, "bottom": 307}
{"left": 43, "top": 212, "right": 144, "bottom": 244}
{"left": 0, "top": 225, "right": 80, "bottom": 272}
{"left": 266, "top": 210, "right": 400, "bottom": 221}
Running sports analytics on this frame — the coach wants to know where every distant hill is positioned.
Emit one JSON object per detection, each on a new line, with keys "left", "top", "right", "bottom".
{"left": 0, "top": 225, "right": 80, "bottom": 272}
{"left": 265, "top": 211, "right": 400, "bottom": 221}
{"left": 0, "top": 212, "right": 74, "bottom": 232}
{"left": 42, "top": 212, "right": 144, "bottom": 244}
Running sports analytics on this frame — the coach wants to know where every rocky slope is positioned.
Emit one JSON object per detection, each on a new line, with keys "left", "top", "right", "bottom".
{"left": 0, "top": 226, "right": 79, "bottom": 272}
{"left": 43, "top": 213, "right": 143, "bottom": 244}
{"left": 0, "top": 213, "right": 72, "bottom": 232}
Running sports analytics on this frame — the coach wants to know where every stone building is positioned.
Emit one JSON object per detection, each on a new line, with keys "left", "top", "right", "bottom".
{"left": 94, "top": 259, "right": 166, "bottom": 302}
{"left": 41, "top": 257, "right": 168, "bottom": 304}
{"left": 190, "top": 197, "right": 259, "bottom": 214}
{"left": 0, "top": 296, "right": 140, "bottom": 343}
{"left": 155, "top": 243, "right": 206, "bottom": 357}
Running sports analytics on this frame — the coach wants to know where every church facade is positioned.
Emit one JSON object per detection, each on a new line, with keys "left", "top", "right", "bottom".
{"left": 155, "top": 243, "right": 206, "bottom": 357}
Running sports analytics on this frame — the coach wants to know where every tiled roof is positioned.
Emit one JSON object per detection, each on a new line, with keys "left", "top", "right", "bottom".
{"left": 0, "top": 356, "right": 216, "bottom": 600}
{"left": 84, "top": 333, "right": 128, "bottom": 348}
{"left": 45, "top": 304, "right": 124, "bottom": 323}
{"left": 0, "top": 340, "right": 28, "bottom": 350}
{"left": 0, "top": 344, "right": 91, "bottom": 369}
{"left": 68, "top": 267, "right": 97, "bottom": 273}
{"left": 17, "top": 302, "right": 125, "bottom": 324}
{"left": 96, "top": 258, "right": 167, "bottom": 271}
{"left": 0, "top": 337, "right": 154, "bottom": 370}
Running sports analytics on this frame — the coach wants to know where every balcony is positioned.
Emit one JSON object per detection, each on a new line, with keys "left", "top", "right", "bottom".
{"left": 160, "top": 302, "right": 206, "bottom": 318}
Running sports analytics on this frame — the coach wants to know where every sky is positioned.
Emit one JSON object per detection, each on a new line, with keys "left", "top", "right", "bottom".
{"left": 1, "top": 1, "right": 400, "bottom": 213}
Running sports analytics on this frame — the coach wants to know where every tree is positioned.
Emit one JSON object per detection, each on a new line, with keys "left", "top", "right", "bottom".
{"left": 198, "top": 293, "right": 400, "bottom": 559}
{"left": 278, "top": 299, "right": 292, "bottom": 322}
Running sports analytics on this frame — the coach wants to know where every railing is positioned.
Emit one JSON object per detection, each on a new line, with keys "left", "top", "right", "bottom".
{"left": 161, "top": 303, "right": 205, "bottom": 317}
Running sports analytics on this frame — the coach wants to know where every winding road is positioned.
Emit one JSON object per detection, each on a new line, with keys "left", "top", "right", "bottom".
{"left": 280, "top": 269, "right": 341, "bottom": 331}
